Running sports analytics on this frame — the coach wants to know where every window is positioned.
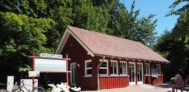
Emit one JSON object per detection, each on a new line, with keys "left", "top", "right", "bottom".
{"left": 99, "top": 59, "right": 108, "bottom": 76}
{"left": 156, "top": 64, "right": 161, "bottom": 75}
{"left": 120, "top": 61, "right": 127, "bottom": 75}
{"left": 110, "top": 60, "right": 118, "bottom": 75}
{"left": 144, "top": 63, "right": 150, "bottom": 75}
{"left": 151, "top": 64, "right": 161, "bottom": 76}
{"left": 85, "top": 60, "right": 92, "bottom": 77}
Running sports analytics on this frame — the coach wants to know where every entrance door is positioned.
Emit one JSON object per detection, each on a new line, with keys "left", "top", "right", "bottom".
{"left": 137, "top": 63, "right": 143, "bottom": 84}
{"left": 70, "top": 63, "right": 76, "bottom": 85}
{"left": 129, "top": 63, "right": 135, "bottom": 85}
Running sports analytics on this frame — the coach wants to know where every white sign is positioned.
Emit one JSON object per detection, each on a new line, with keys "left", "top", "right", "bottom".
{"left": 28, "top": 71, "right": 40, "bottom": 77}
{"left": 35, "top": 58, "right": 66, "bottom": 72}
{"left": 7, "top": 76, "right": 14, "bottom": 92}
{"left": 20, "top": 79, "right": 38, "bottom": 92}
{"left": 40, "top": 53, "right": 62, "bottom": 58}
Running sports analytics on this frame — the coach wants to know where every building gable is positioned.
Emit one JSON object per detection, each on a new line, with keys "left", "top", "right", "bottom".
{"left": 56, "top": 28, "right": 94, "bottom": 57}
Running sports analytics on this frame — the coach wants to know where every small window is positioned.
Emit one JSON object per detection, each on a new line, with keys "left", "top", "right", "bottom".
{"left": 156, "top": 64, "right": 161, "bottom": 75}
{"left": 120, "top": 61, "right": 127, "bottom": 75}
{"left": 144, "top": 63, "right": 150, "bottom": 75}
{"left": 85, "top": 60, "right": 92, "bottom": 77}
{"left": 99, "top": 59, "right": 108, "bottom": 76}
{"left": 151, "top": 64, "right": 161, "bottom": 76}
{"left": 110, "top": 60, "right": 118, "bottom": 75}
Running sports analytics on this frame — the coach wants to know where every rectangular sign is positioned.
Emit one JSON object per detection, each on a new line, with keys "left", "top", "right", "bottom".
{"left": 28, "top": 71, "right": 40, "bottom": 77}
{"left": 40, "top": 53, "right": 62, "bottom": 58}
{"left": 7, "top": 76, "right": 14, "bottom": 92}
{"left": 35, "top": 58, "right": 66, "bottom": 72}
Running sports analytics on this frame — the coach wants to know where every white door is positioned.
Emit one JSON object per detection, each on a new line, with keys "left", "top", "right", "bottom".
{"left": 129, "top": 63, "right": 136, "bottom": 85}
{"left": 70, "top": 63, "right": 76, "bottom": 85}
{"left": 137, "top": 63, "right": 143, "bottom": 84}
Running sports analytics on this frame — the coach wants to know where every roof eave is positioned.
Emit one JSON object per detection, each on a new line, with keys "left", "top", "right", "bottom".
{"left": 94, "top": 53, "right": 170, "bottom": 64}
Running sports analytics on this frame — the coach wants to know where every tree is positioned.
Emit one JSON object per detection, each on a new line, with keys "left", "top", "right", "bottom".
{"left": 155, "top": 0, "right": 189, "bottom": 82}
{"left": 72, "top": 0, "right": 110, "bottom": 33}
{"left": 155, "top": 29, "right": 189, "bottom": 81}
{"left": 168, "top": 0, "right": 189, "bottom": 15}
{"left": 156, "top": 8, "right": 189, "bottom": 81}
{"left": 135, "top": 15, "right": 157, "bottom": 46}
{"left": 0, "top": 12, "right": 55, "bottom": 81}
{"left": 106, "top": 0, "right": 157, "bottom": 46}
{"left": 172, "top": 11, "right": 189, "bottom": 44}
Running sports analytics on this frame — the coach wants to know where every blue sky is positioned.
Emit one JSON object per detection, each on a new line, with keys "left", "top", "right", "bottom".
{"left": 120, "top": 0, "right": 181, "bottom": 36}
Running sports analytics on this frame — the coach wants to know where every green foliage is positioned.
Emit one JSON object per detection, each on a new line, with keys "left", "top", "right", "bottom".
{"left": 0, "top": 12, "right": 55, "bottom": 81}
{"left": 19, "top": 65, "right": 32, "bottom": 73}
{"left": 155, "top": 11, "right": 189, "bottom": 81}
{"left": 155, "top": 0, "right": 189, "bottom": 82}
{"left": 155, "top": 30, "right": 188, "bottom": 81}
{"left": 168, "top": 0, "right": 189, "bottom": 15}
{"left": 72, "top": 0, "right": 110, "bottom": 33}
{"left": 172, "top": 11, "right": 189, "bottom": 44}
{"left": 106, "top": 0, "right": 157, "bottom": 46}
{"left": 0, "top": 12, "right": 55, "bottom": 54}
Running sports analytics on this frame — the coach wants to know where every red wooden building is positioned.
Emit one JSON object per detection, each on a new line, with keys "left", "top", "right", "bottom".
{"left": 56, "top": 26, "right": 169, "bottom": 90}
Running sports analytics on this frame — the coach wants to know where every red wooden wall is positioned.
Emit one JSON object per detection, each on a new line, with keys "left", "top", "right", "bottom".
{"left": 144, "top": 76, "right": 152, "bottom": 84}
{"left": 153, "top": 75, "right": 163, "bottom": 85}
{"left": 62, "top": 35, "right": 98, "bottom": 90}
{"left": 144, "top": 75, "right": 163, "bottom": 85}
{"left": 99, "top": 77, "right": 129, "bottom": 89}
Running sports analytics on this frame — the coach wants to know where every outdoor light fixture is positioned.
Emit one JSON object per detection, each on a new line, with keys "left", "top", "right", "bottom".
{"left": 77, "top": 63, "right": 80, "bottom": 68}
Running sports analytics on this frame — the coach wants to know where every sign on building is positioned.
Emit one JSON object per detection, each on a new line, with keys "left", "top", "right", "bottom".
{"left": 40, "top": 53, "right": 62, "bottom": 58}
{"left": 35, "top": 58, "right": 66, "bottom": 72}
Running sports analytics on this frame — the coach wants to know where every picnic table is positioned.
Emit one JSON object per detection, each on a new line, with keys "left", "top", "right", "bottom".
{"left": 173, "top": 85, "right": 189, "bottom": 92}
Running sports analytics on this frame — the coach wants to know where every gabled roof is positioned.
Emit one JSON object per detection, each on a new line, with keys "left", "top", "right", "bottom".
{"left": 56, "top": 25, "right": 169, "bottom": 63}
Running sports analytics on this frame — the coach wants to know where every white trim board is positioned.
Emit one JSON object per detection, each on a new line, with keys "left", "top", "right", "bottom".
{"left": 56, "top": 28, "right": 94, "bottom": 57}
{"left": 56, "top": 29, "right": 69, "bottom": 54}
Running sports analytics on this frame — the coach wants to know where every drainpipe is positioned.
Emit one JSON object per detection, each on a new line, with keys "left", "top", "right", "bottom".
{"left": 97, "top": 56, "right": 105, "bottom": 90}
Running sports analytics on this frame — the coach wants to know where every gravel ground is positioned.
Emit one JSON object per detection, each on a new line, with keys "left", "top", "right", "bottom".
{"left": 83, "top": 84, "right": 174, "bottom": 92}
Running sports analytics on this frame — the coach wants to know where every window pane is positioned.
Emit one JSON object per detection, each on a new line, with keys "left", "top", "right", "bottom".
{"left": 87, "top": 69, "right": 92, "bottom": 74}
{"left": 122, "top": 65, "right": 126, "bottom": 74}
{"left": 87, "top": 62, "right": 92, "bottom": 67}
{"left": 144, "top": 64, "right": 147, "bottom": 74}
{"left": 114, "top": 67, "right": 117, "bottom": 74}
{"left": 157, "top": 64, "right": 161, "bottom": 74}
{"left": 100, "top": 69, "right": 107, "bottom": 74}
{"left": 110, "top": 65, "right": 113, "bottom": 74}
{"left": 120, "top": 65, "right": 123, "bottom": 74}
{"left": 114, "top": 64, "right": 117, "bottom": 74}
{"left": 110, "top": 62, "right": 118, "bottom": 75}
{"left": 144, "top": 64, "right": 150, "bottom": 75}
{"left": 120, "top": 62, "right": 126, "bottom": 74}
{"left": 100, "top": 62, "right": 107, "bottom": 67}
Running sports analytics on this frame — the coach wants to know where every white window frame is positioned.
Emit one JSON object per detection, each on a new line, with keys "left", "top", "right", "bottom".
{"left": 110, "top": 60, "right": 118, "bottom": 76}
{"left": 156, "top": 64, "right": 161, "bottom": 75}
{"left": 144, "top": 63, "right": 150, "bottom": 76}
{"left": 85, "top": 60, "right": 92, "bottom": 77}
{"left": 99, "top": 59, "right": 108, "bottom": 76}
{"left": 119, "top": 61, "right": 127, "bottom": 76}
